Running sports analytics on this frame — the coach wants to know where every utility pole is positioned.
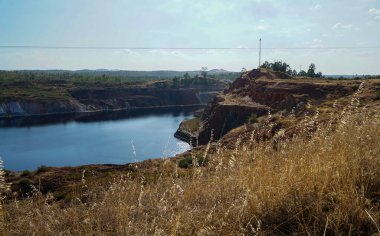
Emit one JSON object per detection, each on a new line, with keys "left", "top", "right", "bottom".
{"left": 259, "top": 38, "right": 262, "bottom": 68}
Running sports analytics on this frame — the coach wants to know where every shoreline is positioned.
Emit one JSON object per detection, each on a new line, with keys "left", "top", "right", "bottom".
{"left": 174, "top": 128, "right": 198, "bottom": 147}
{"left": 0, "top": 103, "right": 205, "bottom": 119}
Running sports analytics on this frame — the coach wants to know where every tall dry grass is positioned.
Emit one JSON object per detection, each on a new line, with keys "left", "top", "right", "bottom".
{"left": 2, "top": 86, "right": 380, "bottom": 235}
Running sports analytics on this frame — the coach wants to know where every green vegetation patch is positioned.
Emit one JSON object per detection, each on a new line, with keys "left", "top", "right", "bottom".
{"left": 20, "top": 170, "right": 31, "bottom": 177}
{"left": 36, "top": 165, "right": 49, "bottom": 173}
{"left": 0, "top": 87, "right": 72, "bottom": 101}
{"left": 247, "top": 113, "right": 258, "bottom": 124}
{"left": 178, "top": 155, "right": 209, "bottom": 168}
{"left": 179, "top": 118, "right": 200, "bottom": 134}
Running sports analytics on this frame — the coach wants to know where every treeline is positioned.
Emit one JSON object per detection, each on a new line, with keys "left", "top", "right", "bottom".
{"left": 260, "top": 60, "right": 323, "bottom": 78}
{"left": 0, "top": 70, "right": 239, "bottom": 85}
{"left": 158, "top": 72, "right": 224, "bottom": 89}
{"left": 0, "top": 70, "right": 164, "bottom": 84}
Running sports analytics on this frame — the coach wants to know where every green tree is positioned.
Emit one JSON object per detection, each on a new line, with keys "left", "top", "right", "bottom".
{"left": 194, "top": 74, "right": 200, "bottom": 84}
{"left": 261, "top": 61, "right": 271, "bottom": 69}
{"left": 172, "top": 76, "right": 179, "bottom": 88}
{"left": 261, "top": 60, "right": 290, "bottom": 75}
{"left": 307, "top": 63, "right": 316, "bottom": 77}
{"left": 201, "top": 67, "right": 208, "bottom": 79}
{"left": 291, "top": 69, "right": 298, "bottom": 77}
{"left": 298, "top": 70, "right": 307, "bottom": 76}
{"left": 183, "top": 72, "right": 190, "bottom": 80}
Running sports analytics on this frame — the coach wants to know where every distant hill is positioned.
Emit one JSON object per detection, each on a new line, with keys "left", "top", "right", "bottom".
{"left": 325, "top": 74, "right": 374, "bottom": 79}
{"left": 16, "top": 69, "right": 239, "bottom": 79}
{"left": 207, "top": 69, "right": 230, "bottom": 74}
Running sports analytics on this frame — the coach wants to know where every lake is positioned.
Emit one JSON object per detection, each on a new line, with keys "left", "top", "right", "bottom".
{"left": 0, "top": 107, "right": 200, "bottom": 171}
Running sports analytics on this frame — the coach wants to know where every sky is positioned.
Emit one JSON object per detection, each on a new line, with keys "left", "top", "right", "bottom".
{"left": 0, "top": 0, "right": 379, "bottom": 74}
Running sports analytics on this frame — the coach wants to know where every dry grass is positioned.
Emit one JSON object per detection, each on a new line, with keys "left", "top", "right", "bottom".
{"left": 179, "top": 118, "right": 200, "bottom": 134}
{"left": 2, "top": 88, "right": 380, "bottom": 235}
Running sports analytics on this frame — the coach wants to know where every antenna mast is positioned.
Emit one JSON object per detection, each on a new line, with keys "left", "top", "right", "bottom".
{"left": 259, "top": 38, "right": 262, "bottom": 68}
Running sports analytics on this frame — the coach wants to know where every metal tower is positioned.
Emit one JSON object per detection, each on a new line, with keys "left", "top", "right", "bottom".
{"left": 259, "top": 38, "right": 262, "bottom": 68}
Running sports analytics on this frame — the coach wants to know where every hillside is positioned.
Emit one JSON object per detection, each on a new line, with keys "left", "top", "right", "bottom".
{"left": 3, "top": 69, "right": 380, "bottom": 235}
{"left": 0, "top": 76, "right": 227, "bottom": 119}
{"left": 176, "top": 68, "right": 380, "bottom": 146}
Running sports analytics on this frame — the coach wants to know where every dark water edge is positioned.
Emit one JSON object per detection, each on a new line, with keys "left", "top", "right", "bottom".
{"left": 0, "top": 105, "right": 204, "bottom": 128}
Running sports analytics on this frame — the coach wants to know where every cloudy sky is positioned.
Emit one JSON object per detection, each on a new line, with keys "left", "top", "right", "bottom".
{"left": 0, "top": 0, "right": 379, "bottom": 74}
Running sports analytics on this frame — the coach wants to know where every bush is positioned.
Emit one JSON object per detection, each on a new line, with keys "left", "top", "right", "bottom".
{"left": 247, "top": 113, "right": 258, "bottom": 124}
{"left": 20, "top": 170, "right": 31, "bottom": 177}
{"left": 178, "top": 156, "right": 209, "bottom": 168}
{"left": 197, "top": 156, "right": 209, "bottom": 166}
{"left": 178, "top": 157, "right": 193, "bottom": 168}
{"left": 374, "top": 91, "right": 380, "bottom": 101}
{"left": 36, "top": 165, "right": 49, "bottom": 173}
{"left": 54, "top": 191, "right": 73, "bottom": 202}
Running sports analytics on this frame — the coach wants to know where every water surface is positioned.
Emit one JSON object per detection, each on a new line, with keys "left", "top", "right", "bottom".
{"left": 0, "top": 107, "right": 199, "bottom": 171}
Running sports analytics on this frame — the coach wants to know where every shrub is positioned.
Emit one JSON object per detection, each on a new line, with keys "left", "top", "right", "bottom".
{"left": 197, "top": 156, "right": 209, "bottom": 166}
{"left": 178, "top": 155, "right": 209, "bottom": 168}
{"left": 54, "top": 191, "right": 73, "bottom": 202}
{"left": 374, "top": 91, "right": 380, "bottom": 100}
{"left": 178, "top": 157, "right": 192, "bottom": 168}
{"left": 180, "top": 118, "right": 200, "bottom": 133}
{"left": 20, "top": 170, "right": 31, "bottom": 177}
{"left": 36, "top": 165, "right": 49, "bottom": 173}
{"left": 247, "top": 113, "right": 258, "bottom": 124}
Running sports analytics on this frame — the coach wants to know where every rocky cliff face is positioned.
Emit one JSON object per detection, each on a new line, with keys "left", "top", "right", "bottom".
{"left": 69, "top": 87, "right": 200, "bottom": 109}
{"left": 0, "top": 100, "right": 87, "bottom": 117}
{"left": 195, "top": 69, "right": 364, "bottom": 145}
{"left": 0, "top": 88, "right": 202, "bottom": 117}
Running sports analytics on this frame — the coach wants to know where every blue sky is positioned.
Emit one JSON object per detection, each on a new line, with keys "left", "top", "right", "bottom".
{"left": 0, "top": 0, "right": 379, "bottom": 74}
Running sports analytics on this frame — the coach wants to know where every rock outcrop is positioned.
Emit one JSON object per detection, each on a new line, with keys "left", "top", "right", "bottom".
{"left": 193, "top": 68, "right": 363, "bottom": 145}
{"left": 0, "top": 100, "right": 87, "bottom": 117}
{"left": 0, "top": 88, "right": 202, "bottom": 118}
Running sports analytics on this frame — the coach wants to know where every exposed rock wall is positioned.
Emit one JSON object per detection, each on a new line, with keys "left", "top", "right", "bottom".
{"left": 0, "top": 88, "right": 202, "bottom": 117}
{"left": 195, "top": 69, "right": 360, "bottom": 145}
{"left": 197, "top": 97, "right": 269, "bottom": 144}
{"left": 174, "top": 128, "right": 198, "bottom": 146}
{"left": 0, "top": 100, "right": 86, "bottom": 117}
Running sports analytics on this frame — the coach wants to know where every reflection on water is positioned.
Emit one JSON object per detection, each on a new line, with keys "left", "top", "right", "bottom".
{"left": 0, "top": 106, "right": 202, "bottom": 171}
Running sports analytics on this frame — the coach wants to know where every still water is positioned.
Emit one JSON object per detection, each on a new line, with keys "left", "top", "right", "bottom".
{"left": 0, "top": 107, "right": 199, "bottom": 171}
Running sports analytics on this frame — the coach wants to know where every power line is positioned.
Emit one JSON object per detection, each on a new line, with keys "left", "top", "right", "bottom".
{"left": 0, "top": 45, "right": 379, "bottom": 50}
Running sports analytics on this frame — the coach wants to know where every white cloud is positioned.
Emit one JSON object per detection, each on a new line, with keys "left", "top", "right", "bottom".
{"left": 148, "top": 49, "right": 185, "bottom": 57}
{"left": 254, "top": 25, "right": 267, "bottom": 31}
{"left": 368, "top": 8, "right": 380, "bottom": 15}
{"left": 341, "top": 24, "right": 353, "bottom": 29}
{"left": 332, "top": 22, "right": 358, "bottom": 30}
{"left": 332, "top": 22, "right": 342, "bottom": 29}
{"left": 113, "top": 49, "right": 140, "bottom": 56}
{"left": 368, "top": 8, "right": 380, "bottom": 20}
{"left": 312, "top": 4, "right": 321, "bottom": 10}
